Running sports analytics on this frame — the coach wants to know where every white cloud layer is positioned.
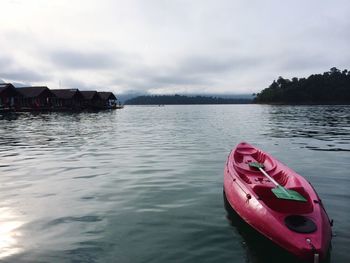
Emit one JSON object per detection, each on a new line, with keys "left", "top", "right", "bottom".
{"left": 1, "top": 0, "right": 349, "bottom": 95}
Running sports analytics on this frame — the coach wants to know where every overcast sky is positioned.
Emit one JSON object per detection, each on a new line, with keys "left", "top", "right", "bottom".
{"left": 1, "top": 0, "right": 349, "bottom": 95}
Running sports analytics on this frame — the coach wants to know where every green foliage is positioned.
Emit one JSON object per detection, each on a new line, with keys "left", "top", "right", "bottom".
{"left": 254, "top": 68, "right": 350, "bottom": 104}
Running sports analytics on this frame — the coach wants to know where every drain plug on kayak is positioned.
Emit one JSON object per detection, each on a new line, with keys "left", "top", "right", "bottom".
{"left": 284, "top": 215, "right": 317, "bottom": 233}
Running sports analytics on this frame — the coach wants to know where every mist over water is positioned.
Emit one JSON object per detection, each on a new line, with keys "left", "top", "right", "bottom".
{"left": 0, "top": 105, "right": 349, "bottom": 263}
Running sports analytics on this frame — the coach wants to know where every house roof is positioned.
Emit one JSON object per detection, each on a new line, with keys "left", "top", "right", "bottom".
{"left": 80, "top": 91, "right": 98, "bottom": 100}
{"left": 51, "top": 89, "right": 83, "bottom": 99}
{"left": 16, "top": 86, "right": 51, "bottom": 98}
{"left": 0, "top": 83, "right": 16, "bottom": 93}
{"left": 97, "top": 92, "right": 117, "bottom": 100}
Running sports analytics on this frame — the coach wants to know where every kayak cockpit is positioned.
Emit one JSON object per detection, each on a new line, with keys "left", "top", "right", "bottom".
{"left": 253, "top": 185, "right": 314, "bottom": 213}
{"left": 232, "top": 142, "right": 315, "bottom": 213}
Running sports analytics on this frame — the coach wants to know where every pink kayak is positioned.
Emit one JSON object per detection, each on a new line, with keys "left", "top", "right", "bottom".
{"left": 223, "top": 142, "right": 332, "bottom": 262}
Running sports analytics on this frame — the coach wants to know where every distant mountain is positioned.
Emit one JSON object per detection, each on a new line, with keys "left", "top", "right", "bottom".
{"left": 254, "top": 67, "right": 350, "bottom": 104}
{"left": 193, "top": 93, "right": 254, "bottom": 99}
{"left": 117, "top": 93, "right": 145, "bottom": 103}
{"left": 119, "top": 93, "right": 253, "bottom": 104}
{"left": 125, "top": 94, "right": 253, "bottom": 105}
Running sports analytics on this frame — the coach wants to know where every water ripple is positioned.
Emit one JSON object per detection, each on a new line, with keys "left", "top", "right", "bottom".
{"left": 0, "top": 106, "right": 349, "bottom": 262}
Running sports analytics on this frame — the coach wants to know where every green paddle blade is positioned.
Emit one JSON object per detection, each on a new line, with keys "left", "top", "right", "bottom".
{"left": 248, "top": 162, "right": 265, "bottom": 169}
{"left": 272, "top": 186, "right": 307, "bottom": 202}
{"left": 248, "top": 162, "right": 307, "bottom": 202}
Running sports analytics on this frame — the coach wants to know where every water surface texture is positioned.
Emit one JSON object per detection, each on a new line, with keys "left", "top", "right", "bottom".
{"left": 0, "top": 105, "right": 349, "bottom": 263}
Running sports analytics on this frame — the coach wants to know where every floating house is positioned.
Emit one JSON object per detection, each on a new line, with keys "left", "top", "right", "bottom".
{"left": 97, "top": 92, "right": 118, "bottom": 109}
{"left": 0, "top": 82, "right": 121, "bottom": 112}
{"left": 51, "top": 89, "right": 84, "bottom": 111}
{"left": 80, "top": 91, "right": 102, "bottom": 110}
{"left": 16, "top": 86, "right": 55, "bottom": 111}
{"left": 0, "top": 83, "right": 18, "bottom": 110}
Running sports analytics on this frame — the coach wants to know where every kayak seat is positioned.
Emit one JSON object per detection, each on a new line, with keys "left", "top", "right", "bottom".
{"left": 234, "top": 149, "right": 276, "bottom": 174}
{"left": 273, "top": 171, "right": 288, "bottom": 186}
{"left": 253, "top": 185, "right": 313, "bottom": 213}
{"left": 254, "top": 150, "right": 267, "bottom": 163}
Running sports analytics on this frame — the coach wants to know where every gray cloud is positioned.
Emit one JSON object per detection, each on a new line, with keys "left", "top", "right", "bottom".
{"left": 113, "top": 65, "right": 209, "bottom": 91}
{"left": 178, "top": 55, "right": 258, "bottom": 76}
{"left": 50, "top": 50, "right": 120, "bottom": 70}
{"left": 0, "top": 56, "right": 13, "bottom": 68}
{"left": 150, "top": 74, "right": 205, "bottom": 86}
{"left": 59, "top": 77, "right": 101, "bottom": 91}
{"left": 279, "top": 53, "right": 332, "bottom": 72}
{"left": 114, "top": 53, "right": 263, "bottom": 93}
{"left": 0, "top": 69, "right": 46, "bottom": 82}
{"left": 0, "top": 55, "right": 47, "bottom": 83}
{"left": 1, "top": 0, "right": 349, "bottom": 94}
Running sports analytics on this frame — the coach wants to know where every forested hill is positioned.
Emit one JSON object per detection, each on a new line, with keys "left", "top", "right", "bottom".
{"left": 254, "top": 68, "right": 350, "bottom": 104}
{"left": 125, "top": 95, "right": 252, "bottom": 105}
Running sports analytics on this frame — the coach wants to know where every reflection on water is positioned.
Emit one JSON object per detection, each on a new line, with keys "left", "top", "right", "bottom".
{"left": 0, "top": 106, "right": 348, "bottom": 262}
{"left": 0, "top": 208, "right": 24, "bottom": 258}
{"left": 264, "top": 106, "right": 350, "bottom": 151}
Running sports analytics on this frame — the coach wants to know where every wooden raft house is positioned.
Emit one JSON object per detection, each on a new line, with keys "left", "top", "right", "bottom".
{"left": 81, "top": 91, "right": 104, "bottom": 110}
{"left": 16, "top": 86, "right": 55, "bottom": 111}
{"left": 0, "top": 83, "right": 18, "bottom": 111}
{"left": 0, "top": 82, "right": 122, "bottom": 112}
{"left": 51, "top": 89, "right": 84, "bottom": 111}
{"left": 97, "top": 92, "right": 119, "bottom": 109}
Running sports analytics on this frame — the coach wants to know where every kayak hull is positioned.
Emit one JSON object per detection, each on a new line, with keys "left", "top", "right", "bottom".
{"left": 224, "top": 142, "right": 332, "bottom": 262}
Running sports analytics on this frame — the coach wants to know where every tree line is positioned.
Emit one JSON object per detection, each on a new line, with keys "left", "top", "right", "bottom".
{"left": 125, "top": 95, "right": 252, "bottom": 105}
{"left": 254, "top": 68, "right": 350, "bottom": 104}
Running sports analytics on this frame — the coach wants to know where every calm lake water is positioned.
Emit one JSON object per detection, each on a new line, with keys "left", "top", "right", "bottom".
{"left": 0, "top": 105, "right": 349, "bottom": 263}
